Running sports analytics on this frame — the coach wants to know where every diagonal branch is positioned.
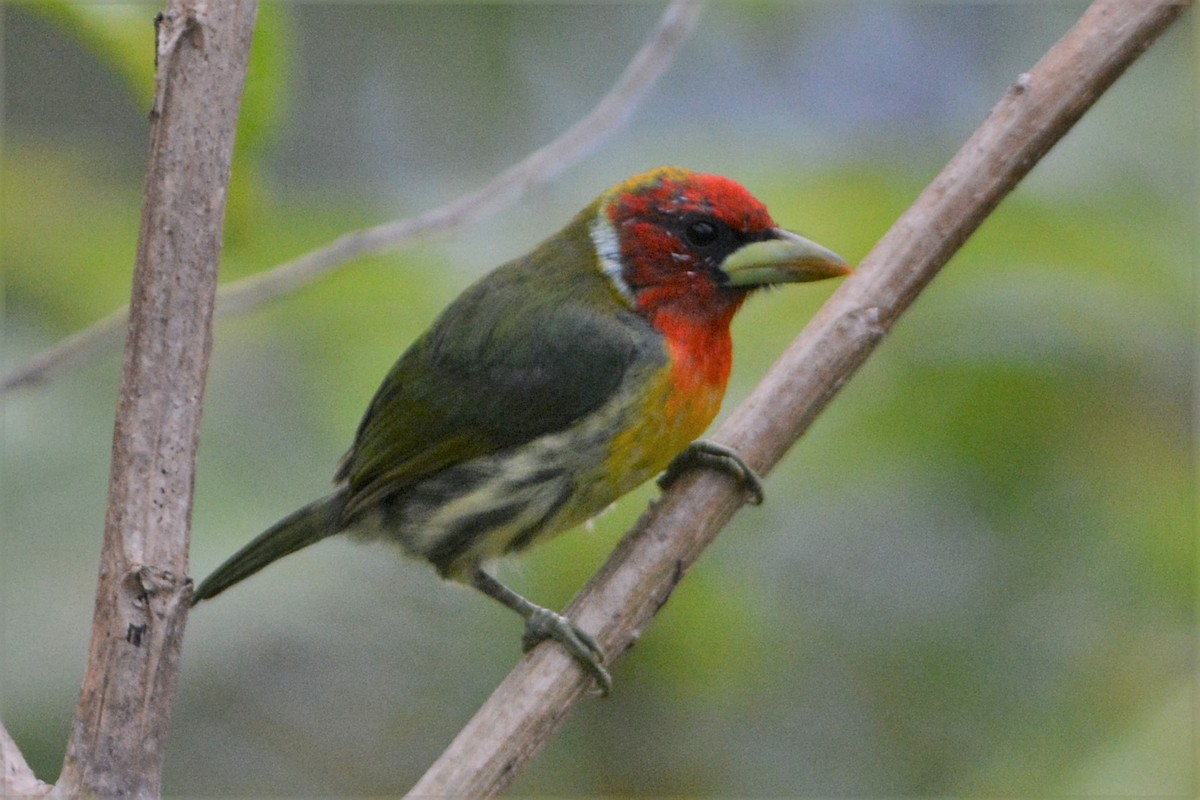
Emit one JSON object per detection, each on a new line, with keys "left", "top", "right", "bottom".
{"left": 0, "top": 0, "right": 703, "bottom": 395}
{"left": 404, "top": 1, "right": 1189, "bottom": 796}
{"left": 1, "top": 722, "right": 52, "bottom": 797}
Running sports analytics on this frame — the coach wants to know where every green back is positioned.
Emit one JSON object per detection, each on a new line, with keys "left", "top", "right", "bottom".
{"left": 337, "top": 212, "right": 654, "bottom": 520}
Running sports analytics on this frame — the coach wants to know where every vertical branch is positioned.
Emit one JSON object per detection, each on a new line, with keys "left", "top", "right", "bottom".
{"left": 51, "top": 1, "right": 257, "bottom": 796}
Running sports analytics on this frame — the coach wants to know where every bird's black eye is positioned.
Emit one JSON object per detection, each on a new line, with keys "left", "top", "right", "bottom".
{"left": 684, "top": 219, "right": 720, "bottom": 248}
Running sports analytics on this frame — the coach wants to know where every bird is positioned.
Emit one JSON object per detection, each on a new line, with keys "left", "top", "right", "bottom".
{"left": 191, "top": 166, "right": 850, "bottom": 694}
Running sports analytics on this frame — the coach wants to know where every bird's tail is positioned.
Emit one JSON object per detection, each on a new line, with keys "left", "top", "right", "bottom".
{"left": 191, "top": 489, "right": 349, "bottom": 605}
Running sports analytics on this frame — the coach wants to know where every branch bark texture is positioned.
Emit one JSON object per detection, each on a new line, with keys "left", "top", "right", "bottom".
{"left": 406, "top": 0, "right": 1189, "bottom": 796}
{"left": 49, "top": 2, "right": 257, "bottom": 796}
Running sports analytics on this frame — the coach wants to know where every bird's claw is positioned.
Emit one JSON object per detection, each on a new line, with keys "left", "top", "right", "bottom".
{"left": 523, "top": 607, "right": 612, "bottom": 696}
{"left": 658, "top": 439, "right": 765, "bottom": 505}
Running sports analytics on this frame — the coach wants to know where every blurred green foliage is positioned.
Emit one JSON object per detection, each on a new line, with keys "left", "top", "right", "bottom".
{"left": 1, "top": 3, "right": 1193, "bottom": 797}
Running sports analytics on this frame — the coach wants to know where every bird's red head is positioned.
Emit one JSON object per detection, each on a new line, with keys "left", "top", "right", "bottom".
{"left": 588, "top": 167, "right": 849, "bottom": 426}
{"left": 592, "top": 167, "right": 774, "bottom": 327}
{"left": 591, "top": 167, "right": 848, "bottom": 327}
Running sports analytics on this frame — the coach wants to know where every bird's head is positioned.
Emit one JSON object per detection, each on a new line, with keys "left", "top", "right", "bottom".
{"left": 589, "top": 166, "right": 850, "bottom": 325}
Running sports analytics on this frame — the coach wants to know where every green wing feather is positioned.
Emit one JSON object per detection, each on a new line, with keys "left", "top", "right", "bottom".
{"left": 337, "top": 224, "right": 649, "bottom": 521}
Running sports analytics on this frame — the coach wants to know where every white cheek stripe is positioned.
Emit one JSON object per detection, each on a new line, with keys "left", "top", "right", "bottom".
{"left": 590, "top": 212, "right": 636, "bottom": 305}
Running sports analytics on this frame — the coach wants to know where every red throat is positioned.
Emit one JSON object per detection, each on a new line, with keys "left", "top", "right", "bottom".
{"left": 647, "top": 296, "right": 741, "bottom": 428}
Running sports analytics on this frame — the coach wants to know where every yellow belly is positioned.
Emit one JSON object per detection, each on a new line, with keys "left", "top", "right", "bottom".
{"left": 602, "top": 362, "right": 724, "bottom": 497}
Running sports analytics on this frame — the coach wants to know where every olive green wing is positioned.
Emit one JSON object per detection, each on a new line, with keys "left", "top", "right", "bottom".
{"left": 337, "top": 262, "right": 646, "bottom": 521}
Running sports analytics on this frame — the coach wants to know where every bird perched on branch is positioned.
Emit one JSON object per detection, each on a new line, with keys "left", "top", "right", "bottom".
{"left": 192, "top": 167, "right": 849, "bottom": 694}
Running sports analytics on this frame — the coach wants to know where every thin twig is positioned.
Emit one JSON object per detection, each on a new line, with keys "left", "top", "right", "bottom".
{"left": 0, "top": 0, "right": 703, "bottom": 395}
{"left": 405, "top": 1, "right": 1189, "bottom": 796}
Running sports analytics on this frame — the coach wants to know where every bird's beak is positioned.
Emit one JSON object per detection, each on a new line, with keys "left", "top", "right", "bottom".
{"left": 722, "top": 228, "right": 852, "bottom": 288}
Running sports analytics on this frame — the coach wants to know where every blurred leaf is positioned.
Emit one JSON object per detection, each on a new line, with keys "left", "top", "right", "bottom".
{"left": 27, "top": 3, "right": 158, "bottom": 102}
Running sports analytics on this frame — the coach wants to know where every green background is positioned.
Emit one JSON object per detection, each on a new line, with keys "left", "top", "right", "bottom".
{"left": 2, "top": 2, "right": 1194, "bottom": 795}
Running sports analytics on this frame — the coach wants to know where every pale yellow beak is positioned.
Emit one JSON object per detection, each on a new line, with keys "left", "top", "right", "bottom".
{"left": 722, "top": 228, "right": 851, "bottom": 288}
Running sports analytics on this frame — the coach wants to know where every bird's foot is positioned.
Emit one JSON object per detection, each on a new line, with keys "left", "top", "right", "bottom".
{"left": 522, "top": 607, "right": 612, "bottom": 696}
{"left": 657, "top": 439, "right": 765, "bottom": 505}
{"left": 470, "top": 567, "right": 612, "bottom": 696}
